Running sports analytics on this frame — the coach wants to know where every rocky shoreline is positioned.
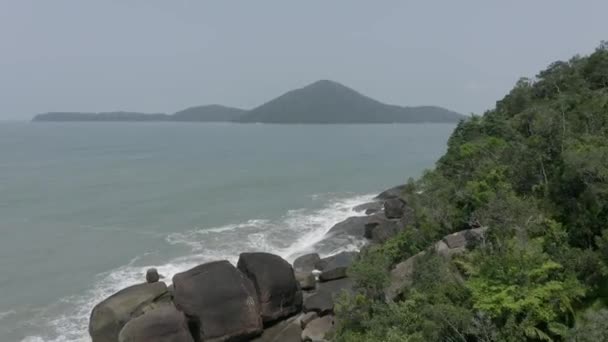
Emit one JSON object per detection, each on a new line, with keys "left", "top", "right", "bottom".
{"left": 88, "top": 184, "right": 486, "bottom": 342}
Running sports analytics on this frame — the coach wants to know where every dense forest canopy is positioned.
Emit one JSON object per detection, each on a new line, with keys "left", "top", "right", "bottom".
{"left": 336, "top": 42, "right": 608, "bottom": 341}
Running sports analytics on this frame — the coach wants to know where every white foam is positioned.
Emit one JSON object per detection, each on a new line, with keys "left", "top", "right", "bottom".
{"left": 22, "top": 193, "right": 373, "bottom": 342}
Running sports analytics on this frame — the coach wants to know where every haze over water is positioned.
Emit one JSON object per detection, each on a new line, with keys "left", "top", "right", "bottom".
{"left": 0, "top": 122, "right": 454, "bottom": 341}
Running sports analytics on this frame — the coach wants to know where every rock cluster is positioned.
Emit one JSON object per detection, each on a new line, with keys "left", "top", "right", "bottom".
{"left": 89, "top": 183, "right": 481, "bottom": 342}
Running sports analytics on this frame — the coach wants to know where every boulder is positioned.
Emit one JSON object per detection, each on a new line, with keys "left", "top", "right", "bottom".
{"left": 89, "top": 282, "right": 168, "bottom": 342}
{"left": 303, "top": 291, "right": 334, "bottom": 315}
{"left": 146, "top": 268, "right": 160, "bottom": 283}
{"left": 318, "top": 252, "right": 358, "bottom": 281}
{"left": 442, "top": 227, "right": 488, "bottom": 249}
{"left": 326, "top": 216, "right": 377, "bottom": 237}
{"left": 172, "top": 260, "right": 262, "bottom": 341}
{"left": 375, "top": 184, "right": 407, "bottom": 200}
{"left": 384, "top": 198, "right": 406, "bottom": 219}
{"left": 384, "top": 251, "right": 425, "bottom": 301}
{"left": 364, "top": 219, "right": 400, "bottom": 244}
{"left": 295, "top": 271, "right": 316, "bottom": 291}
{"left": 303, "top": 278, "right": 354, "bottom": 315}
{"left": 353, "top": 202, "right": 383, "bottom": 215}
{"left": 299, "top": 312, "right": 319, "bottom": 329}
{"left": 252, "top": 315, "right": 301, "bottom": 342}
{"left": 301, "top": 315, "right": 335, "bottom": 342}
{"left": 317, "top": 277, "right": 354, "bottom": 296}
{"left": 293, "top": 253, "right": 321, "bottom": 273}
{"left": 118, "top": 305, "right": 193, "bottom": 342}
{"left": 237, "top": 252, "right": 303, "bottom": 324}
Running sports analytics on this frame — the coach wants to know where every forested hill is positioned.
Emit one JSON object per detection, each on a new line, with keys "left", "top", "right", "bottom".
{"left": 237, "top": 80, "right": 464, "bottom": 123}
{"left": 335, "top": 42, "right": 608, "bottom": 341}
{"left": 32, "top": 80, "right": 464, "bottom": 123}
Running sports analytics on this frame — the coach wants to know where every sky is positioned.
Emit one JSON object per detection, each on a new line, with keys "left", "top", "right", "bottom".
{"left": 0, "top": 1, "right": 606, "bottom": 120}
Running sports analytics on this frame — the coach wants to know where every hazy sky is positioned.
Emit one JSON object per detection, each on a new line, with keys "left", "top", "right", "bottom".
{"left": 1, "top": 1, "right": 606, "bottom": 120}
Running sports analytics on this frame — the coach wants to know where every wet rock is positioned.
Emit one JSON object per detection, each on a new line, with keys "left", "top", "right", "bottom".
{"left": 145, "top": 268, "right": 159, "bottom": 283}
{"left": 89, "top": 282, "right": 168, "bottom": 342}
{"left": 353, "top": 201, "right": 383, "bottom": 215}
{"left": 118, "top": 305, "right": 193, "bottom": 342}
{"left": 172, "top": 260, "right": 262, "bottom": 341}
{"left": 237, "top": 252, "right": 303, "bottom": 324}
{"left": 293, "top": 253, "right": 321, "bottom": 273}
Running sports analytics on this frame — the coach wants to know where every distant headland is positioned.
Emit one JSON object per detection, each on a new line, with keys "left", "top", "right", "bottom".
{"left": 32, "top": 80, "right": 465, "bottom": 124}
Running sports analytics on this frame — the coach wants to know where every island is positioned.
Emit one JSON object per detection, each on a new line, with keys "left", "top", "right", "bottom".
{"left": 32, "top": 80, "right": 465, "bottom": 124}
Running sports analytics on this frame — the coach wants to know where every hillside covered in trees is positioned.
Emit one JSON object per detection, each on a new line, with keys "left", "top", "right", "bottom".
{"left": 335, "top": 42, "right": 608, "bottom": 341}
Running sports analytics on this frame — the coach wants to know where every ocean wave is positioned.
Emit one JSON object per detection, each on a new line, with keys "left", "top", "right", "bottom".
{"left": 21, "top": 193, "right": 372, "bottom": 342}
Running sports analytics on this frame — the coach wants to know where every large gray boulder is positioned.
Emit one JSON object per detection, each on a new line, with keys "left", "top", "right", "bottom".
{"left": 172, "top": 260, "right": 263, "bottom": 341}
{"left": 303, "top": 278, "right": 354, "bottom": 315}
{"left": 384, "top": 198, "right": 407, "bottom": 219}
{"left": 295, "top": 271, "right": 316, "bottom": 291}
{"left": 317, "top": 252, "right": 358, "bottom": 281}
{"left": 237, "top": 252, "right": 303, "bottom": 324}
{"left": 385, "top": 228, "right": 489, "bottom": 301}
{"left": 301, "top": 315, "right": 336, "bottom": 342}
{"left": 384, "top": 251, "right": 425, "bottom": 301}
{"left": 252, "top": 315, "right": 302, "bottom": 342}
{"left": 303, "top": 291, "right": 334, "bottom": 316}
{"left": 293, "top": 253, "right": 321, "bottom": 273}
{"left": 375, "top": 184, "right": 407, "bottom": 200}
{"left": 89, "top": 282, "right": 168, "bottom": 342}
{"left": 353, "top": 201, "right": 383, "bottom": 215}
{"left": 326, "top": 216, "right": 377, "bottom": 237}
{"left": 364, "top": 219, "right": 400, "bottom": 243}
{"left": 118, "top": 305, "right": 194, "bottom": 342}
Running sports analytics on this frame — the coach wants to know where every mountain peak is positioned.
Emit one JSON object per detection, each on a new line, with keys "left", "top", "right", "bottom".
{"left": 238, "top": 80, "right": 464, "bottom": 123}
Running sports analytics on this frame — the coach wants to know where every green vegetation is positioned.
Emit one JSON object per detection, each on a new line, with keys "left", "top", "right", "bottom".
{"left": 335, "top": 42, "right": 608, "bottom": 341}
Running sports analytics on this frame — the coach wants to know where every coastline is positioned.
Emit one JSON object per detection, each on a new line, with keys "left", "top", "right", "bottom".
{"left": 82, "top": 185, "right": 406, "bottom": 342}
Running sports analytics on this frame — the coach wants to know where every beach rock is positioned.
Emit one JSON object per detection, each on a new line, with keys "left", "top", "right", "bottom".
{"left": 172, "top": 260, "right": 262, "bottom": 341}
{"left": 237, "top": 252, "right": 303, "bottom": 324}
{"left": 252, "top": 315, "right": 302, "bottom": 342}
{"left": 295, "top": 271, "right": 316, "bottom": 291}
{"left": 303, "top": 277, "right": 354, "bottom": 316}
{"left": 301, "top": 315, "right": 335, "bottom": 342}
{"left": 299, "top": 312, "right": 319, "bottom": 329}
{"left": 118, "top": 305, "right": 193, "bottom": 342}
{"left": 375, "top": 184, "right": 407, "bottom": 200}
{"left": 353, "top": 201, "right": 383, "bottom": 215}
{"left": 89, "top": 282, "right": 168, "bottom": 342}
{"left": 303, "top": 291, "right": 334, "bottom": 316}
{"left": 293, "top": 253, "right": 321, "bottom": 272}
{"left": 326, "top": 216, "right": 376, "bottom": 237}
{"left": 384, "top": 198, "right": 407, "bottom": 219}
{"left": 364, "top": 219, "right": 400, "bottom": 243}
{"left": 318, "top": 251, "right": 358, "bottom": 281}
{"left": 145, "top": 268, "right": 159, "bottom": 283}
{"left": 317, "top": 277, "right": 354, "bottom": 296}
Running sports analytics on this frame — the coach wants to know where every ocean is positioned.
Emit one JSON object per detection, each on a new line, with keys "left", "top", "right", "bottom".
{"left": 0, "top": 122, "right": 455, "bottom": 341}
